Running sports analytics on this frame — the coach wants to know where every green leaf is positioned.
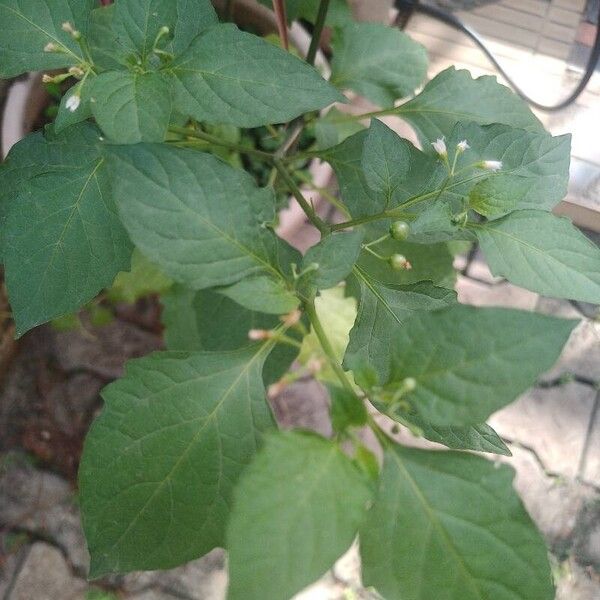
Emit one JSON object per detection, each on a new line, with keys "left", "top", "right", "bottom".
{"left": 218, "top": 276, "right": 299, "bottom": 315}
{"left": 395, "top": 67, "right": 544, "bottom": 144}
{"left": 298, "top": 288, "right": 357, "bottom": 386}
{"left": 361, "top": 445, "right": 554, "bottom": 600}
{"left": 161, "top": 285, "right": 300, "bottom": 386}
{"left": 88, "top": 5, "right": 131, "bottom": 70}
{"left": 345, "top": 278, "right": 456, "bottom": 373}
{"left": 226, "top": 431, "right": 371, "bottom": 600}
{"left": 79, "top": 346, "right": 277, "bottom": 576}
{"left": 89, "top": 71, "right": 173, "bottom": 144}
{"left": 474, "top": 210, "right": 600, "bottom": 304}
{"left": 171, "top": 0, "right": 218, "bottom": 55}
{"left": 107, "top": 249, "right": 172, "bottom": 304}
{"left": 443, "top": 122, "right": 571, "bottom": 218}
{"left": 314, "top": 108, "right": 365, "bottom": 150}
{"left": 331, "top": 23, "right": 427, "bottom": 107}
{"left": 404, "top": 417, "right": 512, "bottom": 456}
{"left": 1, "top": 125, "right": 132, "bottom": 335}
{"left": 113, "top": 0, "right": 177, "bottom": 58}
{"left": 328, "top": 385, "right": 368, "bottom": 434}
{"left": 169, "top": 23, "right": 343, "bottom": 127}
{"left": 0, "top": 0, "right": 96, "bottom": 78}
{"left": 362, "top": 119, "right": 411, "bottom": 198}
{"left": 302, "top": 230, "right": 364, "bottom": 290}
{"left": 55, "top": 79, "right": 95, "bottom": 134}
{"left": 321, "top": 129, "right": 445, "bottom": 222}
{"left": 375, "top": 304, "right": 576, "bottom": 426}
{"left": 107, "top": 143, "right": 295, "bottom": 291}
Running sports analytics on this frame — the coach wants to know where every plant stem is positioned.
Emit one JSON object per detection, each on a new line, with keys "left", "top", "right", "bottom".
{"left": 273, "top": 160, "right": 330, "bottom": 234}
{"left": 304, "top": 298, "right": 356, "bottom": 396}
{"left": 271, "top": 0, "right": 289, "bottom": 50}
{"left": 168, "top": 126, "right": 274, "bottom": 161}
{"left": 331, "top": 209, "right": 416, "bottom": 231}
{"left": 306, "top": 0, "right": 331, "bottom": 66}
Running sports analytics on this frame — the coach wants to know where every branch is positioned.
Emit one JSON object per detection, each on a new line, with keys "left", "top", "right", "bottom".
{"left": 271, "top": 0, "right": 289, "bottom": 51}
{"left": 306, "top": 0, "right": 331, "bottom": 66}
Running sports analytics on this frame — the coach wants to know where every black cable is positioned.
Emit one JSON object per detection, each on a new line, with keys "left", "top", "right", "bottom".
{"left": 395, "top": 0, "right": 600, "bottom": 111}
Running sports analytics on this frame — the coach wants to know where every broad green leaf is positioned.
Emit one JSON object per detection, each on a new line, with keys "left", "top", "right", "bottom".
{"left": 106, "top": 143, "right": 295, "bottom": 291}
{"left": 218, "top": 275, "right": 299, "bottom": 315}
{"left": 113, "top": 0, "right": 177, "bottom": 58}
{"left": 79, "top": 346, "right": 277, "bottom": 576}
{"left": 345, "top": 277, "right": 456, "bottom": 373}
{"left": 55, "top": 78, "right": 95, "bottom": 133}
{"left": 314, "top": 108, "right": 365, "bottom": 150}
{"left": 90, "top": 71, "right": 172, "bottom": 144}
{"left": 257, "top": 0, "right": 353, "bottom": 26}
{"left": 227, "top": 431, "right": 371, "bottom": 600}
{"left": 331, "top": 23, "right": 427, "bottom": 107}
{"left": 172, "top": 0, "right": 218, "bottom": 55}
{"left": 1, "top": 125, "right": 132, "bottom": 335}
{"left": 298, "top": 287, "right": 357, "bottom": 385}
{"left": 362, "top": 119, "right": 411, "bottom": 198}
{"left": 395, "top": 67, "right": 544, "bottom": 144}
{"left": 442, "top": 122, "right": 571, "bottom": 218}
{"left": 321, "top": 129, "right": 445, "bottom": 221}
{"left": 88, "top": 4, "right": 131, "bottom": 70}
{"left": 161, "top": 285, "right": 300, "bottom": 386}
{"left": 302, "top": 230, "right": 364, "bottom": 290}
{"left": 328, "top": 385, "right": 368, "bottom": 434}
{"left": 0, "top": 0, "right": 95, "bottom": 78}
{"left": 361, "top": 445, "right": 554, "bottom": 600}
{"left": 169, "top": 23, "right": 343, "bottom": 127}
{"left": 355, "top": 239, "right": 456, "bottom": 288}
{"left": 404, "top": 416, "right": 511, "bottom": 456}
{"left": 474, "top": 210, "right": 600, "bottom": 304}
{"left": 107, "top": 249, "right": 172, "bottom": 304}
{"left": 375, "top": 304, "right": 576, "bottom": 426}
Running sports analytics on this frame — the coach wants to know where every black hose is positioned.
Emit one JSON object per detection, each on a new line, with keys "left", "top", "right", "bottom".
{"left": 395, "top": 0, "right": 600, "bottom": 112}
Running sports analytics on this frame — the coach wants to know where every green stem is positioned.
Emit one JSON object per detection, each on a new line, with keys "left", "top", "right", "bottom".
{"left": 273, "top": 160, "right": 330, "bottom": 234}
{"left": 168, "top": 126, "right": 274, "bottom": 161}
{"left": 331, "top": 209, "right": 416, "bottom": 231}
{"left": 306, "top": 0, "right": 331, "bottom": 65}
{"left": 304, "top": 298, "right": 356, "bottom": 396}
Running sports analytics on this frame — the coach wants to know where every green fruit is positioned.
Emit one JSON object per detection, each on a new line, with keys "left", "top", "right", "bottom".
{"left": 390, "top": 220, "right": 410, "bottom": 241}
{"left": 389, "top": 254, "right": 411, "bottom": 271}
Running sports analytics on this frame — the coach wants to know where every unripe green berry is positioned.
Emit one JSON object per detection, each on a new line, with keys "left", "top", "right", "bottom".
{"left": 390, "top": 220, "right": 410, "bottom": 241}
{"left": 389, "top": 254, "right": 411, "bottom": 271}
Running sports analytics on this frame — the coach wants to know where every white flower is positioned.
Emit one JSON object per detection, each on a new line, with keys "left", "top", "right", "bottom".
{"left": 42, "top": 74, "right": 54, "bottom": 83}
{"left": 457, "top": 140, "right": 470, "bottom": 153}
{"left": 65, "top": 93, "right": 81, "bottom": 112}
{"left": 482, "top": 160, "right": 503, "bottom": 172}
{"left": 61, "top": 21, "right": 80, "bottom": 39}
{"left": 248, "top": 329, "right": 272, "bottom": 341}
{"left": 431, "top": 137, "right": 447, "bottom": 157}
{"left": 44, "top": 42, "right": 58, "bottom": 52}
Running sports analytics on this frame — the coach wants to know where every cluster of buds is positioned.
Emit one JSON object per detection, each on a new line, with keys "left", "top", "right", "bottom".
{"left": 61, "top": 21, "right": 81, "bottom": 40}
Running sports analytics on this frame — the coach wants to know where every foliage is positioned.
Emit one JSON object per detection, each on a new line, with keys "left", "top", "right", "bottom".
{"left": 0, "top": 0, "right": 596, "bottom": 598}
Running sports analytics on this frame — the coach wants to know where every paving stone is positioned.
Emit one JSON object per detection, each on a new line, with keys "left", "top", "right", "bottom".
{"left": 536, "top": 296, "right": 585, "bottom": 320}
{"left": 8, "top": 542, "right": 86, "bottom": 600}
{"left": 489, "top": 383, "right": 597, "bottom": 479}
{"left": 0, "top": 456, "right": 89, "bottom": 574}
{"left": 464, "top": 248, "right": 504, "bottom": 284}
{"left": 497, "top": 446, "right": 594, "bottom": 551}
{"left": 456, "top": 275, "right": 539, "bottom": 310}
{"left": 270, "top": 378, "right": 332, "bottom": 437}
{"left": 539, "top": 319, "right": 600, "bottom": 384}
{"left": 579, "top": 399, "right": 600, "bottom": 486}
{"left": 0, "top": 535, "right": 29, "bottom": 598}
{"left": 572, "top": 500, "right": 600, "bottom": 572}
{"left": 556, "top": 561, "right": 600, "bottom": 600}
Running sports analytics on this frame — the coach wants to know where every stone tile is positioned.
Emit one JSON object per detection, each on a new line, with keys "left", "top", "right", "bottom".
{"left": 497, "top": 446, "right": 593, "bottom": 550}
{"left": 536, "top": 296, "right": 585, "bottom": 320}
{"left": 572, "top": 500, "right": 600, "bottom": 572}
{"left": 456, "top": 276, "right": 539, "bottom": 310}
{"left": 489, "top": 383, "right": 597, "bottom": 479}
{"left": 540, "top": 320, "right": 600, "bottom": 384}
{"left": 0, "top": 456, "right": 89, "bottom": 574}
{"left": 556, "top": 561, "right": 600, "bottom": 600}
{"left": 464, "top": 248, "right": 504, "bottom": 284}
{"left": 580, "top": 399, "right": 600, "bottom": 486}
{"left": 8, "top": 542, "right": 86, "bottom": 600}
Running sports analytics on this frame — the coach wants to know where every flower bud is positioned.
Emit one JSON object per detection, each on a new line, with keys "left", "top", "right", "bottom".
{"left": 456, "top": 139, "right": 470, "bottom": 153}
{"left": 480, "top": 160, "right": 502, "bottom": 172}
{"left": 390, "top": 220, "right": 410, "bottom": 241}
{"left": 280, "top": 309, "right": 302, "bottom": 327}
{"left": 431, "top": 137, "right": 447, "bottom": 157}
{"left": 61, "top": 21, "right": 81, "bottom": 39}
{"left": 389, "top": 254, "right": 412, "bottom": 271}
{"left": 401, "top": 377, "right": 417, "bottom": 393}
{"left": 248, "top": 329, "right": 273, "bottom": 341}
{"left": 68, "top": 66, "right": 85, "bottom": 78}
{"left": 44, "top": 42, "right": 59, "bottom": 53}
{"left": 65, "top": 92, "right": 81, "bottom": 112}
{"left": 42, "top": 74, "right": 54, "bottom": 83}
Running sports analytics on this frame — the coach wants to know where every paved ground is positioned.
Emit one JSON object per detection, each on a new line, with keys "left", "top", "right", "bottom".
{"left": 0, "top": 246, "right": 599, "bottom": 600}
